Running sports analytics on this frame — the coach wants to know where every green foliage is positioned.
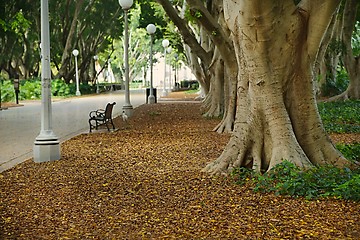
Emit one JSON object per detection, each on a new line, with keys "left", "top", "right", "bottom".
{"left": 230, "top": 97, "right": 360, "bottom": 201}
{"left": 0, "top": 80, "right": 15, "bottom": 102}
{"left": 20, "top": 80, "right": 42, "bottom": 100}
{"left": 321, "top": 66, "right": 349, "bottom": 97}
{"left": 181, "top": 80, "right": 199, "bottom": 89}
{"left": 232, "top": 161, "right": 360, "bottom": 201}
{"left": 336, "top": 143, "right": 360, "bottom": 161}
{"left": 318, "top": 100, "right": 360, "bottom": 133}
{"left": 68, "top": 82, "right": 95, "bottom": 96}
{"left": 185, "top": 89, "right": 200, "bottom": 94}
{"left": 352, "top": 21, "right": 360, "bottom": 56}
{"left": 138, "top": 1, "right": 167, "bottom": 40}
{"left": 0, "top": 2, "right": 39, "bottom": 78}
{"left": 194, "top": 11, "right": 203, "bottom": 19}
{"left": 332, "top": 175, "right": 360, "bottom": 200}
{"left": 320, "top": 21, "right": 359, "bottom": 97}
{"left": 10, "top": 10, "right": 31, "bottom": 36}
{"left": 1, "top": 79, "right": 96, "bottom": 101}
{"left": 51, "top": 79, "right": 71, "bottom": 96}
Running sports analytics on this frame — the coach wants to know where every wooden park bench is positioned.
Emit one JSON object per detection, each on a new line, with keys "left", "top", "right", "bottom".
{"left": 88, "top": 102, "right": 116, "bottom": 132}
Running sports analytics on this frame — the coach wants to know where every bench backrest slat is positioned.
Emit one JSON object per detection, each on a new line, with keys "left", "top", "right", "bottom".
{"left": 104, "top": 102, "right": 116, "bottom": 119}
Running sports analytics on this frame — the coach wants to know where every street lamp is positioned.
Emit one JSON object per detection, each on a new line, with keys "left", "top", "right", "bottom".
{"left": 174, "top": 53, "right": 178, "bottom": 89}
{"left": 162, "top": 39, "right": 169, "bottom": 97}
{"left": 146, "top": 23, "right": 156, "bottom": 104}
{"left": 119, "top": 0, "right": 133, "bottom": 117}
{"left": 166, "top": 47, "right": 172, "bottom": 91}
{"left": 72, "top": 49, "right": 81, "bottom": 96}
{"left": 34, "top": 0, "right": 60, "bottom": 162}
{"left": 93, "top": 55, "right": 100, "bottom": 94}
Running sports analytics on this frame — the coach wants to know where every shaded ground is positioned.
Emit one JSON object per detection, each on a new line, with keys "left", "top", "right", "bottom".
{"left": 0, "top": 93, "right": 359, "bottom": 239}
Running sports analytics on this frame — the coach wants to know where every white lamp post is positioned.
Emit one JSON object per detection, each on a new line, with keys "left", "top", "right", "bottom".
{"left": 119, "top": 0, "right": 133, "bottom": 116}
{"left": 146, "top": 23, "right": 156, "bottom": 104}
{"left": 166, "top": 47, "right": 172, "bottom": 91}
{"left": 93, "top": 55, "right": 100, "bottom": 94}
{"left": 72, "top": 49, "right": 81, "bottom": 96}
{"left": 174, "top": 53, "right": 179, "bottom": 89}
{"left": 162, "top": 39, "right": 169, "bottom": 97}
{"left": 34, "top": 0, "right": 60, "bottom": 163}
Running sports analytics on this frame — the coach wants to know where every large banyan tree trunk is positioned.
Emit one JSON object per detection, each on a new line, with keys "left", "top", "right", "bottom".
{"left": 204, "top": 0, "right": 353, "bottom": 174}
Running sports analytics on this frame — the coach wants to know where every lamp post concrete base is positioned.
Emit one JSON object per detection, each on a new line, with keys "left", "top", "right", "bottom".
{"left": 122, "top": 104, "right": 133, "bottom": 118}
{"left": 161, "top": 89, "right": 168, "bottom": 97}
{"left": 33, "top": 139, "right": 60, "bottom": 163}
{"left": 148, "top": 95, "right": 156, "bottom": 104}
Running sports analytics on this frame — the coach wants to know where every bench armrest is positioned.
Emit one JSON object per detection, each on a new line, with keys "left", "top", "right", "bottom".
{"left": 89, "top": 109, "right": 105, "bottom": 118}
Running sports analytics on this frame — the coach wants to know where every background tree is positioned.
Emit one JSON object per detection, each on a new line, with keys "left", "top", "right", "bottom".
{"left": 314, "top": 0, "right": 359, "bottom": 99}
{"left": 51, "top": 0, "right": 123, "bottom": 83}
{"left": 157, "top": 0, "right": 238, "bottom": 133}
{"left": 332, "top": 0, "right": 360, "bottom": 100}
{"left": 0, "top": 0, "right": 125, "bottom": 84}
{"left": 111, "top": 5, "right": 162, "bottom": 84}
{"left": 0, "top": 1, "right": 40, "bottom": 79}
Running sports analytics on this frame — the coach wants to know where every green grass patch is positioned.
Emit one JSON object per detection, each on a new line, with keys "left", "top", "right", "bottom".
{"left": 184, "top": 89, "right": 199, "bottom": 94}
{"left": 336, "top": 143, "right": 360, "bottom": 161}
{"left": 318, "top": 100, "right": 360, "bottom": 162}
{"left": 232, "top": 161, "right": 360, "bottom": 201}
{"left": 318, "top": 100, "right": 360, "bottom": 133}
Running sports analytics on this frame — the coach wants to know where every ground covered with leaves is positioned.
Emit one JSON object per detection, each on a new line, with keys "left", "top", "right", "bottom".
{"left": 1, "top": 96, "right": 359, "bottom": 239}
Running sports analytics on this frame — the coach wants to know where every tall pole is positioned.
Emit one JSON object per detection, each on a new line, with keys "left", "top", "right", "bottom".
{"left": 174, "top": 54, "right": 178, "bottom": 89}
{"left": 162, "top": 39, "right": 169, "bottom": 97}
{"left": 167, "top": 47, "right": 172, "bottom": 91}
{"left": 146, "top": 24, "right": 156, "bottom": 104}
{"left": 34, "top": 0, "right": 60, "bottom": 163}
{"left": 73, "top": 49, "right": 81, "bottom": 96}
{"left": 93, "top": 55, "right": 100, "bottom": 94}
{"left": 163, "top": 48, "right": 167, "bottom": 96}
{"left": 149, "top": 34, "right": 155, "bottom": 103}
{"left": 122, "top": 7, "right": 133, "bottom": 116}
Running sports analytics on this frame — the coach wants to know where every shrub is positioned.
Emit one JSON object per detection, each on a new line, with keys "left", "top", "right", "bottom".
{"left": 68, "top": 82, "right": 95, "bottom": 95}
{"left": 320, "top": 66, "right": 349, "bottom": 97}
{"left": 336, "top": 143, "right": 360, "bottom": 162}
{"left": 0, "top": 80, "right": 15, "bottom": 102}
{"left": 232, "top": 161, "right": 360, "bottom": 201}
{"left": 20, "top": 80, "right": 42, "bottom": 99}
{"left": 318, "top": 100, "right": 360, "bottom": 133}
{"left": 0, "top": 78, "right": 96, "bottom": 101}
{"left": 52, "top": 79, "right": 70, "bottom": 96}
{"left": 331, "top": 175, "right": 360, "bottom": 201}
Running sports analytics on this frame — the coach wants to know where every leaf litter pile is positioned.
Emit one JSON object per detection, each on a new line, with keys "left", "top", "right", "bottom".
{"left": 1, "top": 100, "right": 360, "bottom": 239}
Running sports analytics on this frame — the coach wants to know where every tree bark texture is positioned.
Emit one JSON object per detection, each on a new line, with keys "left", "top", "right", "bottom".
{"left": 204, "top": 0, "right": 352, "bottom": 174}
{"left": 342, "top": 0, "right": 360, "bottom": 99}
{"left": 55, "top": 0, "right": 84, "bottom": 80}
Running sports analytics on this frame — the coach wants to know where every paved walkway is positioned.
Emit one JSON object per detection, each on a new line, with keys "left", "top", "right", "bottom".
{"left": 0, "top": 90, "right": 147, "bottom": 172}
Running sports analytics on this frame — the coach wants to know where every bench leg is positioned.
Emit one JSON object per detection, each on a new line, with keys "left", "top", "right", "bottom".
{"left": 89, "top": 118, "right": 113, "bottom": 132}
{"left": 105, "top": 120, "right": 110, "bottom": 131}
{"left": 89, "top": 119, "right": 94, "bottom": 133}
{"left": 89, "top": 118, "right": 100, "bottom": 132}
{"left": 110, "top": 119, "right": 115, "bottom": 130}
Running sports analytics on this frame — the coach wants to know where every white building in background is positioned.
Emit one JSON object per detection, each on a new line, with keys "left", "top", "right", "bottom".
{"left": 147, "top": 53, "right": 196, "bottom": 91}
{"left": 94, "top": 53, "right": 196, "bottom": 90}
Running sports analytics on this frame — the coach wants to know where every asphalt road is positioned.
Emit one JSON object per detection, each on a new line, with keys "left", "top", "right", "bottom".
{"left": 0, "top": 90, "right": 146, "bottom": 172}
